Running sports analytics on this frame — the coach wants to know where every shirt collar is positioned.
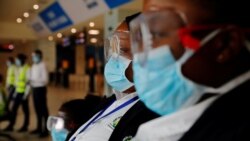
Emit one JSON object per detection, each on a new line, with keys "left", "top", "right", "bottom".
{"left": 113, "top": 89, "right": 137, "bottom": 100}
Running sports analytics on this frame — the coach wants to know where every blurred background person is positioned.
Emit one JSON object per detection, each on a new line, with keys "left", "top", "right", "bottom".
{"left": 5, "top": 57, "right": 16, "bottom": 113}
{"left": 0, "top": 74, "right": 15, "bottom": 141}
{"left": 0, "top": 74, "right": 7, "bottom": 120}
{"left": 86, "top": 57, "right": 96, "bottom": 93}
{"left": 47, "top": 95, "right": 102, "bottom": 141}
{"left": 4, "top": 54, "right": 30, "bottom": 132}
{"left": 29, "top": 49, "right": 49, "bottom": 138}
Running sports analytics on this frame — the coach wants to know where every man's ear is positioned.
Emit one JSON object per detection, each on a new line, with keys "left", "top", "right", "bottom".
{"left": 68, "top": 121, "right": 77, "bottom": 130}
{"left": 216, "top": 28, "right": 244, "bottom": 63}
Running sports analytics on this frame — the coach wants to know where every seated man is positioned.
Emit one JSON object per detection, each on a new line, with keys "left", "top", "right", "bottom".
{"left": 69, "top": 14, "right": 159, "bottom": 141}
{"left": 131, "top": 0, "right": 250, "bottom": 140}
{"left": 47, "top": 95, "right": 102, "bottom": 141}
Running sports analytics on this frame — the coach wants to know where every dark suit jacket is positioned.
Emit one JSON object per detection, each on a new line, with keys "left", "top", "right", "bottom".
{"left": 66, "top": 95, "right": 116, "bottom": 141}
{"left": 109, "top": 100, "right": 160, "bottom": 141}
{"left": 67, "top": 94, "right": 159, "bottom": 141}
{"left": 179, "top": 80, "right": 250, "bottom": 141}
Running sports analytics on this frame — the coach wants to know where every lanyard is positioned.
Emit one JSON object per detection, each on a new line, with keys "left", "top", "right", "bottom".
{"left": 70, "top": 96, "right": 139, "bottom": 141}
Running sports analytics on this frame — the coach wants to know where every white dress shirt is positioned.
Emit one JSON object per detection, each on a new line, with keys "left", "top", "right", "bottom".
{"left": 69, "top": 92, "right": 138, "bottom": 141}
{"left": 30, "top": 61, "right": 48, "bottom": 87}
{"left": 132, "top": 97, "right": 217, "bottom": 141}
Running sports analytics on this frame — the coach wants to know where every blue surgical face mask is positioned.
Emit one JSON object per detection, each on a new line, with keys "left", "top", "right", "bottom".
{"left": 32, "top": 55, "right": 40, "bottom": 64}
{"left": 104, "top": 54, "right": 134, "bottom": 92}
{"left": 133, "top": 45, "right": 208, "bottom": 116}
{"left": 15, "top": 59, "right": 21, "bottom": 67}
{"left": 51, "top": 128, "right": 68, "bottom": 141}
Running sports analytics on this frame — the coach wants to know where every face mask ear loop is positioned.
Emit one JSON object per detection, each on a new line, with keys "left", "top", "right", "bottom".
{"left": 176, "top": 10, "right": 188, "bottom": 25}
{"left": 178, "top": 29, "right": 222, "bottom": 65}
{"left": 200, "top": 29, "right": 222, "bottom": 46}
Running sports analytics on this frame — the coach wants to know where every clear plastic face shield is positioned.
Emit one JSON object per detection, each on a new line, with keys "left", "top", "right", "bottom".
{"left": 104, "top": 31, "right": 132, "bottom": 62}
{"left": 130, "top": 9, "right": 187, "bottom": 66}
{"left": 130, "top": 10, "right": 238, "bottom": 67}
{"left": 104, "top": 30, "right": 134, "bottom": 92}
{"left": 47, "top": 116, "right": 66, "bottom": 132}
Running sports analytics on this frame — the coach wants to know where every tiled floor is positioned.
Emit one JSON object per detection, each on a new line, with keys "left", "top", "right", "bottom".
{"left": 0, "top": 85, "right": 87, "bottom": 141}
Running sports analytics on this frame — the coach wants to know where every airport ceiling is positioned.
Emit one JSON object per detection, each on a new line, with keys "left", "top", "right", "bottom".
{"left": 0, "top": 0, "right": 142, "bottom": 28}
{"left": 0, "top": 0, "right": 53, "bottom": 22}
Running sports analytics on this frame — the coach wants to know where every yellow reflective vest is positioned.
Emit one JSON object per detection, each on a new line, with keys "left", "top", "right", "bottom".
{"left": 6, "top": 65, "right": 16, "bottom": 86}
{"left": 0, "top": 87, "right": 6, "bottom": 116}
{"left": 16, "top": 64, "right": 29, "bottom": 93}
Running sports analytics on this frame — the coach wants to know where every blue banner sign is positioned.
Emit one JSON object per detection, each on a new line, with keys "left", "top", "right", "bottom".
{"left": 39, "top": 2, "right": 73, "bottom": 32}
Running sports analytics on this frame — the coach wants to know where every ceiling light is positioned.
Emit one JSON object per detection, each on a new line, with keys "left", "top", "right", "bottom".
{"left": 23, "top": 12, "right": 29, "bottom": 18}
{"left": 33, "top": 4, "right": 39, "bottom": 10}
{"left": 48, "top": 36, "right": 53, "bottom": 41}
{"left": 88, "top": 29, "right": 100, "bottom": 35}
{"left": 89, "top": 22, "right": 95, "bottom": 27}
{"left": 57, "top": 33, "right": 62, "bottom": 38}
{"left": 90, "top": 38, "right": 98, "bottom": 43}
{"left": 16, "top": 18, "right": 22, "bottom": 23}
{"left": 71, "top": 28, "right": 77, "bottom": 33}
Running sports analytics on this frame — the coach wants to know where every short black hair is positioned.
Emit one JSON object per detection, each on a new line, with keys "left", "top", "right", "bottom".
{"left": 8, "top": 57, "right": 14, "bottom": 64}
{"left": 60, "top": 96, "right": 102, "bottom": 127}
{"left": 34, "top": 49, "right": 43, "bottom": 59}
{"left": 17, "top": 54, "right": 27, "bottom": 65}
{"left": 125, "top": 12, "right": 141, "bottom": 30}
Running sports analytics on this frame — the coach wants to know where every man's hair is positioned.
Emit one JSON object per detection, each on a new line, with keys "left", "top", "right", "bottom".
{"left": 60, "top": 95, "right": 102, "bottom": 126}
{"left": 8, "top": 57, "right": 14, "bottom": 64}
{"left": 34, "top": 49, "right": 43, "bottom": 59}
{"left": 193, "top": 0, "right": 250, "bottom": 27}
{"left": 125, "top": 12, "right": 141, "bottom": 30}
{"left": 17, "top": 54, "right": 27, "bottom": 64}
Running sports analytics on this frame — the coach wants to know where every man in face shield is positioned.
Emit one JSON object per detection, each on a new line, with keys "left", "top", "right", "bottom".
{"left": 129, "top": 0, "right": 250, "bottom": 140}
{"left": 68, "top": 14, "right": 159, "bottom": 141}
{"left": 47, "top": 96, "right": 102, "bottom": 141}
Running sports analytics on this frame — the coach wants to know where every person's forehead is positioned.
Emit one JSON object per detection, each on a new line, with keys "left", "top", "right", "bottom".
{"left": 58, "top": 110, "right": 68, "bottom": 119}
{"left": 143, "top": 0, "right": 191, "bottom": 24}
{"left": 114, "top": 31, "right": 130, "bottom": 40}
{"left": 116, "top": 21, "right": 129, "bottom": 31}
{"left": 143, "top": 0, "right": 179, "bottom": 11}
{"left": 143, "top": 0, "right": 214, "bottom": 25}
{"left": 113, "top": 21, "right": 129, "bottom": 37}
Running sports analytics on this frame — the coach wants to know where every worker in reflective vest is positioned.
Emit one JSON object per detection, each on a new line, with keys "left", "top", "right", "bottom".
{"left": 4, "top": 54, "right": 30, "bottom": 132}
{"left": 5, "top": 57, "right": 16, "bottom": 112}
{"left": 0, "top": 74, "right": 6, "bottom": 118}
